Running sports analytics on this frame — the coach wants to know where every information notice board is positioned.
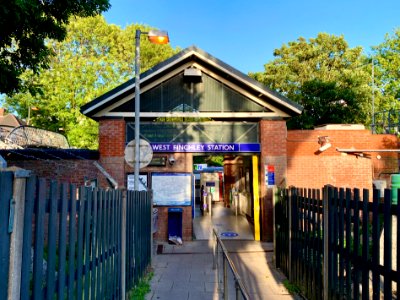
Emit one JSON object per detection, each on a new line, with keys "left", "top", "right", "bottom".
{"left": 152, "top": 173, "right": 192, "bottom": 206}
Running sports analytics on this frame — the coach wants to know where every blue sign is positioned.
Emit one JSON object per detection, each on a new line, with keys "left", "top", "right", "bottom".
{"left": 268, "top": 173, "right": 275, "bottom": 185}
{"left": 220, "top": 232, "right": 239, "bottom": 237}
{"left": 151, "top": 143, "right": 260, "bottom": 153}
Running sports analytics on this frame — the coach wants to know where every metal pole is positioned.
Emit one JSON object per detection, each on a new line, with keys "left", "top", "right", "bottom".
{"left": 223, "top": 256, "right": 228, "bottom": 300}
{"left": 372, "top": 59, "right": 375, "bottom": 133}
{"left": 134, "top": 29, "right": 141, "bottom": 191}
{"left": 27, "top": 106, "right": 31, "bottom": 125}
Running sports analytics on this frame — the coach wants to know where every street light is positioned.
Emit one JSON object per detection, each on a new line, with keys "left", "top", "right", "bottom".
{"left": 134, "top": 29, "right": 169, "bottom": 190}
{"left": 27, "top": 106, "right": 39, "bottom": 125}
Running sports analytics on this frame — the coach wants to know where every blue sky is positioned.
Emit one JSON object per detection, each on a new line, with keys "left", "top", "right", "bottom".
{"left": 103, "top": 1, "right": 399, "bottom": 74}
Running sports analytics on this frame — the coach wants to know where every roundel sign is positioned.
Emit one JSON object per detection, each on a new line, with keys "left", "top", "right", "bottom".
{"left": 124, "top": 139, "right": 153, "bottom": 169}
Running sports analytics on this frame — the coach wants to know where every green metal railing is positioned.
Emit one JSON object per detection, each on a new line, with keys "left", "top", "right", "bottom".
{"left": 212, "top": 228, "right": 250, "bottom": 300}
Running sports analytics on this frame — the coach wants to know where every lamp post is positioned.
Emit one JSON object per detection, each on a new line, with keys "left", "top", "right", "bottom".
{"left": 134, "top": 29, "right": 169, "bottom": 190}
{"left": 371, "top": 59, "right": 375, "bottom": 133}
{"left": 27, "top": 106, "right": 39, "bottom": 125}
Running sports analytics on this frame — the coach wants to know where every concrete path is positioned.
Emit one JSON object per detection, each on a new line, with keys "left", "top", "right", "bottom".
{"left": 146, "top": 240, "right": 301, "bottom": 300}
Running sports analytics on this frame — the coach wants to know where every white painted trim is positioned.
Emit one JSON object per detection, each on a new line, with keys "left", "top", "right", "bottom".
{"left": 100, "top": 111, "right": 286, "bottom": 118}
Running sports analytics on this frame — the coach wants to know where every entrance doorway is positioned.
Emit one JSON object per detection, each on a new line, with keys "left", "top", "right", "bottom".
{"left": 192, "top": 155, "right": 255, "bottom": 240}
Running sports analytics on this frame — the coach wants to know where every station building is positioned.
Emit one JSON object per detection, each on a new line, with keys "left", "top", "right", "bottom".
{"left": 81, "top": 46, "right": 399, "bottom": 242}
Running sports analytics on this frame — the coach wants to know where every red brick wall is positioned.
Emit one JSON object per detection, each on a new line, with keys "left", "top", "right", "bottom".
{"left": 99, "top": 119, "right": 125, "bottom": 157}
{"left": 259, "top": 120, "right": 287, "bottom": 241}
{"left": 6, "top": 159, "right": 98, "bottom": 186}
{"left": 98, "top": 119, "right": 194, "bottom": 241}
{"left": 153, "top": 206, "right": 192, "bottom": 241}
{"left": 286, "top": 129, "right": 399, "bottom": 190}
{"left": 146, "top": 153, "right": 193, "bottom": 241}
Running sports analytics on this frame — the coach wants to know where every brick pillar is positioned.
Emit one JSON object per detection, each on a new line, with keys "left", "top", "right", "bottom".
{"left": 259, "top": 120, "right": 287, "bottom": 241}
{"left": 98, "top": 119, "right": 126, "bottom": 188}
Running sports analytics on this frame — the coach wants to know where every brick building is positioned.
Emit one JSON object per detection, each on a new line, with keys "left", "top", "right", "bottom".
{"left": 59, "top": 46, "right": 400, "bottom": 242}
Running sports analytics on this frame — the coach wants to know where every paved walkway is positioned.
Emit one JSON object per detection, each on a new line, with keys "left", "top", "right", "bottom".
{"left": 146, "top": 240, "right": 301, "bottom": 300}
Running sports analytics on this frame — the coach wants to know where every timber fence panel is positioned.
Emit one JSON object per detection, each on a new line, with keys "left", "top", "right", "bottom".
{"left": 362, "top": 189, "right": 370, "bottom": 300}
{"left": 46, "top": 181, "right": 58, "bottom": 299}
{"left": 0, "top": 171, "right": 13, "bottom": 299}
{"left": 20, "top": 175, "right": 36, "bottom": 299}
{"left": 58, "top": 183, "right": 68, "bottom": 299}
{"left": 383, "top": 190, "right": 392, "bottom": 299}
{"left": 3, "top": 174, "right": 150, "bottom": 299}
{"left": 90, "top": 188, "right": 98, "bottom": 300}
{"left": 83, "top": 187, "right": 92, "bottom": 300}
{"left": 95, "top": 189, "right": 103, "bottom": 300}
{"left": 32, "top": 179, "right": 46, "bottom": 299}
{"left": 274, "top": 186, "right": 399, "bottom": 300}
{"left": 76, "top": 187, "right": 85, "bottom": 300}
{"left": 67, "top": 184, "right": 77, "bottom": 300}
{"left": 372, "top": 190, "right": 380, "bottom": 300}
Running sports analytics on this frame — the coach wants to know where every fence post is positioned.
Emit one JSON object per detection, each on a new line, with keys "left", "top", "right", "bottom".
{"left": 323, "top": 186, "right": 329, "bottom": 300}
{"left": 120, "top": 190, "right": 127, "bottom": 300}
{"left": 288, "top": 188, "right": 293, "bottom": 281}
{"left": 273, "top": 186, "right": 277, "bottom": 267}
{"left": 150, "top": 191, "right": 154, "bottom": 264}
{"left": 7, "top": 169, "right": 30, "bottom": 300}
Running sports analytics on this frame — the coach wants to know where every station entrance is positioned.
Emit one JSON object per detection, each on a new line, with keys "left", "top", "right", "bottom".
{"left": 132, "top": 122, "right": 262, "bottom": 241}
{"left": 193, "top": 154, "right": 256, "bottom": 240}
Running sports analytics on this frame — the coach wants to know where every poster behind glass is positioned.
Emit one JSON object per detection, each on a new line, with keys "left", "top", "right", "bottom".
{"left": 152, "top": 173, "right": 192, "bottom": 206}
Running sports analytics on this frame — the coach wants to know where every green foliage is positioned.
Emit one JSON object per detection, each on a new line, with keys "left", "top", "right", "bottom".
{"left": 250, "top": 33, "right": 372, "bottom": 128}
{"left": 127, "top": 272, "right": 153, "bottom": 300}
{"left": 372, "top": 28, "right": 400, "bottom": 112}
{"left": 0, "top": 0, "right": 110, "bottom": 95}
{"left": 283, "top": 279, "right": 302, "bottom": 295}
{"left": 193, "top": 155, "right": 224, "bottom": 167}
{"left": 4, "top": 16, "right": 178, "bottom": 149}
{"left": 288, "top": 79, "right": 366, "bottom": 129}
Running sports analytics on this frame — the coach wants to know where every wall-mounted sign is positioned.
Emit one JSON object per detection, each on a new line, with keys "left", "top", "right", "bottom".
{"left": 152, "top": 173, "right": 192, "bottom": 206}
{"left": 194, "top": 163, "right": 208, "bottom": 170}
{"left": 124, "top": 139, "right": 153, "bottom": 168}
{"left": 149, "top": 156, "right": 167, "bottom": 166}
{"left": 151, "top": 143, "right": 260, "bottom": 153}
{"left": 265, "top": 165, "right": 275, "bottom": 186}
{"left": 127, "top": 174, "right": 148, "bottom": 191}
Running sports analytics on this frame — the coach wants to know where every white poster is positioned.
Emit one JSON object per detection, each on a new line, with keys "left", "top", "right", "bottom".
{"left": 152, "top": 173, "right": 192, "bottom": 206}
{"left": 127, "top": 174, "right": 148, "bottom": 191}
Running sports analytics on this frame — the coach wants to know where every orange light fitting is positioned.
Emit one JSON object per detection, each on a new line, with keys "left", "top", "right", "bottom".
{"left": 147, "top": 30, "right": 169, "bottom": 45}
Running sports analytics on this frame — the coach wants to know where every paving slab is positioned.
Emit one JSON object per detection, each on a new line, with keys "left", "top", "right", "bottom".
{"left": 146, "top": 240, "right": 301, "bottom": 300}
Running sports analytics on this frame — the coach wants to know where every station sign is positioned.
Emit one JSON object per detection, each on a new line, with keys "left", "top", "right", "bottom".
{"left": 150, "top": 142, "right": 260, "bottom": 153}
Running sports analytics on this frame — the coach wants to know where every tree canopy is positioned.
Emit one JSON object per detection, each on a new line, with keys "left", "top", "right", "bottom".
{"left": 372, "top": 28, "right": 400, "bottom": 110}
{"left": 0, "top": 0, "right": 110, "bottom": 96}
{"left": 250, "top": 33, "right": 373, "bottom": 129}
{"left": 4, "top": 16, "right": 178, "bottom": 149}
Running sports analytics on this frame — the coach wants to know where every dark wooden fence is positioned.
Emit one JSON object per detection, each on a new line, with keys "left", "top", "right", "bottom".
{"left": 0, "top": 171, "right": 13, "bottom": 300}
{"left": 0, "top": 170, "right": 152, "bottom": 299}
{"left": 126, "top": 190, "right": 152, "bottom": 292}
{"left": 275, "top": 186, "right": 399, "bottom": 300}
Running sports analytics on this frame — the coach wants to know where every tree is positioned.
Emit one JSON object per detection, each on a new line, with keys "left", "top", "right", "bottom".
{"left": 4, "top": 16, "right": 178, "bottom": 149}
{"left": 372, "top": 28, "right": 400, "bottom": 110}
{"left": 0, "top": 0, "right": 110, "bottom": 96}
{"left": 288, "top": 80, "right": 366, "bottom": 129}
{"left": 250, "top": 33, "right": 373, "bottom": 128}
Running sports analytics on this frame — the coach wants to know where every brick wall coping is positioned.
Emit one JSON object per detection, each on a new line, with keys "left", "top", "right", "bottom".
{"left": 0, "top": 149, "right": 99, "bottom": 160}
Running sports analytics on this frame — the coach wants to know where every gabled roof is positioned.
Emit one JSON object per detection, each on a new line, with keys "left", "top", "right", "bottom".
{"left": 81, "top": 46, "right": 302, "bottom": 121}
{"left": 0, "top": 113, "right": 26, "bottom": 128}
